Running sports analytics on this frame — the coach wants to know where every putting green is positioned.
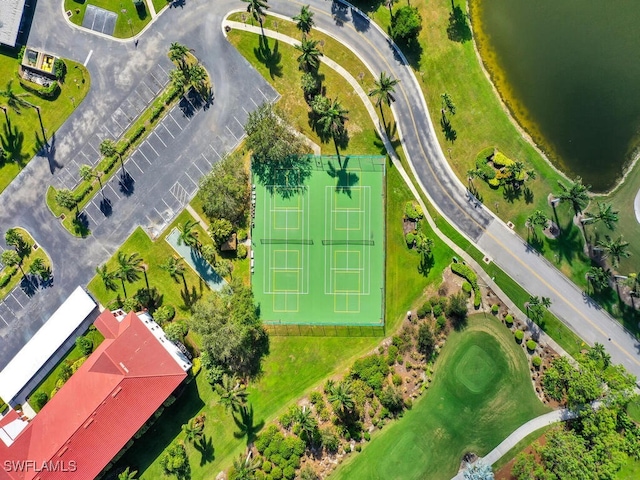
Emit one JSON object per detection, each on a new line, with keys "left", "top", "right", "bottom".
{"left": 331, "top": 315, "right": 549, "bottom": 480}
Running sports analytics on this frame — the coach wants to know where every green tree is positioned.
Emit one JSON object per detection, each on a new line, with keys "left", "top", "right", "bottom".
{"left": 292, "top": 406, "right": 318, "bottom": 446}
{"left": 586, "top": 266, "right": 610, "bottom": 293}
{"left": 582, "top": 202, "right": 618, "bottom": 231}
{"left": 4, "top": 228, "right": 26, "bottom": 252}
{"left": 164, "top": 321, "right": 186, "bottom": 343}
{"left": 178, "top": 219, "right": 200, "bottom": 251}
{"left": 201, "top": 244, "right": 217, "bottom": 267}
{"left": 96, "top": 264, "right": 118, "bottom": 292}
{"left": 440, "top": 92, "right": 456, "bottom": 117}
{"left": 385, "top": 0, "right": 399, "bottom": 18}
{"left": 31, "top": 392, "right": 48, "bottom": 411}
{"left": 243, "top": 0, "right": 269, "bottom": 29}
{"left": 79, "top": 164, "right": 104, "bottom": 196}
{"left": 368, "top": 71, "right": 399, "bottom": 129}
{"left": 1, "top": 250, "right": 23, "bottom": 274}
{"left": 187, "top": 63, "right": 207, "bottom": 92}
{"left": 446, "top": 292, "right": 468, "bottom": 327}
{"left": 526, "top": 295, "right": 551, "bottom": 324}
{"left": 115, "top": 252, "right": 144, "bottom": 298}
{"left": 311, "top": 95, "right": 349, "bottom": 161}
{"left": 623, "top": 272, "right": 639, "bottom": 298}
{"left": 209, "top": 218, "right": 233, "bottom": 247}
{"left": 525, "top": 210, "right": 548, "bottom": 240}
{"left": 417, "top": 323, "right": 435, "bottom": 358}
{"left": 556, "top": 176, "right": 590, "bottom": 215}
{"left": 75, "top": 335, "right": 93, "bottom": 355}
{"left": 161, "top": 256, "right": 187, "bottom": 291}
{"left": 295, "top": 37, "right": 323, "bottom": 72}
{"left": 293, "top": 5, "right": 315, "bottom": 36}
{"left": 596, "top": 235, "right": 630, "bottom": 268}
{"left": 181, "top": 418, "right": 204, "bottom": 444}
{"left": 585, "top": 342, "right": 611, "bottom": 369}
{"left": 391, "top": 6, "right": 422, "bottom": 42}
{"left": 327, "top": 381, "right": 355, "bottom": 418}
{"left": 117, "top": 467, "right": 138, "bottom": 480}
{"left": 54, "top": 188, "right": 77, "bottom": 214}
{"left": 168, "top": 42, "right": 189, "bottom": 68}
{"left": 169, "top": 68, "right": 188, "bottom": 92}
{"left": 99, "top": 138, "right": 117, "bottom": 158}
{"left": 229, "top": 452, "right": 261, "bottom": 480}
{"left": 29, "top": 258, "right": 50, "bottom": 281}
{"left": 198, "top": 152, "right": 250, "bottom": 225}
{"left": 301, "top": 71, "right": 320, "bottom": 100}
{"left": 216, "top": 258, "right": 234, "bottom": 281}
{"left": 159, "top": 442, "right": 190, "bottom": 478}
{"left": 215, "top": 374, "right": 249, "bottom": 412}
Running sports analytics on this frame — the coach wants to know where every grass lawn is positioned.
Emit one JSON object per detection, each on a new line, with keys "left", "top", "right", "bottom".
{"left": 0, "top": 47, "right": 90, "bottom": 193}
{"left": 618, "top": 458, "right": 640, "bottom": 479}
{"left": 27, "top": 327, "right": 104, "bottom": 412}
{"left": 151, "top": 0, "right": 168, "bottom": 14}
{"left": 331, "top": 314, "right": 550, "bottom": 480}
{"left": 0, "top": 228, "right": 52, "bottom": 301}
{"left": 64, "top": 0, "right": 151, "bottom": 38}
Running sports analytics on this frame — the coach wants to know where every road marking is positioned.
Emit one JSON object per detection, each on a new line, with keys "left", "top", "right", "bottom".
{"left": 84, "top": 50, "right": 94, "bottom": 67}
{"left": 193, "top": 162, "right": 205, "bottom": 175}
{"left": 226, "top": 125, "right": 238, "bottom": 141}
{"left": 234, "top": 115, "right": 244, "bottom": 130}
{"left": 146, "top": 141, "right": 159, "bottom": 156}
{"left": 0, "top": 313, "right": 9, "bottom": 327}
{"left": 210, "top": 145, "right": 222, "bottom": 159}
{"left": 250, "top": 97, "right": 259, "bottom": 107}
{"left": 108, "top": 183, "right": 121, "bottom": 199}
{"left": 153, "top": 131, "right": 167, "bottom": 148}
{"left": 161, "top": 123, "right": 175, "bottom": 139}
{"left": 169, "top": 113, "right": 183, "bottom": 131}
{"left": 201, "top": 152, "right": 212, "bottom": 166}
{"left": 130, "top": 158, "right": 144, "bottom": 174}
{"left": 137, "top": 149, "right": 152, "bottom": 164}
{"left": 184, "top": 172, "right": 198, "bottom": 187}
{"left": 257, "top": 86, "right": 269, "bottom": 100}
{"left": 162, "top": 198, "right": 172, "bottom": 211}
{"left": 84, "top": 208, "right": 97, "bottom": 224}
{"left": 10, "top": 292, "right": 24, "bottom": 309}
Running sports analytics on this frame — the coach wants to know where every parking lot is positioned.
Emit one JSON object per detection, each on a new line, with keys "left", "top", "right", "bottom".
{"left": 53, "top": 59, "right": 173, "bottom": 192}
{"left": 82, "top": 5, "right": 117, "bottom": 36}
{"left": 0, "top": 282, "right": 37, "bottom": 339}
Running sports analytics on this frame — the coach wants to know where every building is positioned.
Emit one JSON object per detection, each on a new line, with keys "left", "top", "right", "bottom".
{"left": 0, "top": 309, "right": 191, "bottom": 480}
{"left": 0, "top": 0, "right": 27, "bottom": 47}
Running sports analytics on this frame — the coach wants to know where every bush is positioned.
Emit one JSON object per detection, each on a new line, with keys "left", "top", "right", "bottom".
{"left": 514, "top": 330, "right": 524, "bottom": 343}
{"left": 526, "top": 339, "right": 537, "bottom": 351}
{"left": 461, "top": 281, "right": 472, "bottom": 295}
{"left": 405, "top": 232, "right": 416, "bottom": 247}
{"left": 436, "top": 315, "right": 447, "bottom": 332}
{"left": 18, "top": 78, "right": 60, "bottom": 99}
{"left": 404, "top": 201, "right": 423, "bottom": 220}
{"left": 237, "top": 244, "right": 248, "bottom": 259}
{"left": 350, "top": 354, "right": 389, "bottom": 394}
{"left": 364, "top": 432, "right": 371, "bottom": 441}
{"left": 54, "top": 58, "right": 66, "bottom": 81}
{"left": 209, "top": 218, "right": 234, "bottom": 246}
{"left": 153, "top": 305, "right": 175, "bottom": 325}
{"left": 271, "top": 466, "right": 283, "bottom": 480}
{"left": 532, "top": 356, "right": 542, "bottom": 368}
{"left": 491, "top": 304, "right": 499, "bottom": 314}
{"left": 432, "top": 303, "right": 442, "bottom": 317}
{"left": 75, "top": 336, "right": 93, "bottom": 355}
{"left": 493, "top": 151, "right": 515, "bottom": 167}
{"left": 391, "top": 6, "right": 422, "bottom": 42}
{"left": 0, "top": 274, "right": 11, "bottom": 288}
{"left": 150, "top": 105, "right": 165, "bottom": 123}
{"left": 321, "top": 428, "right": 340, "bottom": 453}
{"left": 262, "top": 461, "right": 272, "bottom": 473}
{"left": 355, "top": 444, "right": 362, "bottom": 452}
{"left": 392, "top": 373, "right": 403, "bottom": 386}
{"left": 417, "top": 301, "right": 431, "bottom": 318}
{"left": 488, "top": 178, "right": 501, "bottom": 188}
{"left": 309, "top": 391, "right": 323, "bottom": 405}
{"left": 386, "top": 344, "right": 398, "bottom": 365}
{"left": 32, "top": 391, "right": 48, "bottom": 410}
{"left": 237, "top": 228, "right": 248, "bottom": 241}
{"left": 129, "top": 125, "right": 146, "bottom": 144}
{"left": 476, "top": 146, "right": 495, "bottom": 163}
{"left": 417, "top": 323, "right": 435, "bottom": 358}
{"left": 474, "top": 290, "right": 482, "bottom": 309}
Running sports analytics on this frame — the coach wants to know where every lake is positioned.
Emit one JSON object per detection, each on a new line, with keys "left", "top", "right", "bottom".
{"left": 470, "top": 0, "right": 640, "bottom": 192}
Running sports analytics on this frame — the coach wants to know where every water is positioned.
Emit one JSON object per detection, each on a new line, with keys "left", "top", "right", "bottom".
{"left": 471, "top": 0, "right": 640, "bottom": 192}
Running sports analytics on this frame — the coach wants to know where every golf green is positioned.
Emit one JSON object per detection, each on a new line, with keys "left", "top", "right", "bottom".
{"left": 331, "top": 315, "right": 549, "bottom": 480}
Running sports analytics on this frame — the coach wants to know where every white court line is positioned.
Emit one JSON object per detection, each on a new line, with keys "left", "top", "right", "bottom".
{"left": 168, "top": 113, "right": 183, "bottom": 131}
{"left": 226, "top": 125, "right": 239, "bottom": 140}
{"left": 130, "top": 158, "right": 144, "bottom": 174}
{"left": 161, "top": 123, "right": 175, "bottom": 139}
{"left": 153, "top": 131, "right": 167, "bottom": 148}
{"left": 184, "top": 172, "right": 198, "bottom": 186}
{"left": 146, "top": 141, "right": 159, "bottom": 156}
{"left": 84, "top": 49, "right": 93, "bottom": 67}
{"left": 108, "top": 183, "right": 121, "bottom": 199}
{"left": 137, "top": 149, "right": 152, "bottom": 165}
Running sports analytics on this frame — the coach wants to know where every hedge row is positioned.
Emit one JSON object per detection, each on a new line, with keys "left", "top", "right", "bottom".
{"left": 450, "top": 262, "right": 482, "bottom": 308}
{"left": 18, "top": 77, "right": 60, "bottom": 99}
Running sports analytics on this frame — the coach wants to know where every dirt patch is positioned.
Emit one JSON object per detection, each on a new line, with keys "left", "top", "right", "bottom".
{"left": 495, "top": 432, "right": 549, "bottom": 480}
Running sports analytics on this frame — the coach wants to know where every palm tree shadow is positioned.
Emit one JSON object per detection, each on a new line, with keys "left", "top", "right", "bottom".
{"left": 232, "top": 403, "right": 264, "bottom": 446}
{"left": 326, "top": 157, "right": 359, "bottom": 197}
{"left": 254, "top": 36, "right": 283, "bottom": 79}
{"left": 35, "top": 132, "right": 62, "bottom": 174}
{"left": 1, "top": 118, "right": 28, "bottom": 165}
{"left": 447, "top": 3, "right": 472, "bottom": 43}
{"left": 194, "top": 435, "right": 215, "bottom": 466}
{"left": 547, "top": 217, "right": 583, "bottom": 264}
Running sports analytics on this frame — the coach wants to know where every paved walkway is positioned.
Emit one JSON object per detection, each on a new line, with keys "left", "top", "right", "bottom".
{"left": 451, "top": 408, "right": 577, "bottom": 479}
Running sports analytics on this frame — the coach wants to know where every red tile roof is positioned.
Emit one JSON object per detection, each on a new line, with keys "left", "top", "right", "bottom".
{"left": 0, "top": 311, "right": 188, "bottom": 480}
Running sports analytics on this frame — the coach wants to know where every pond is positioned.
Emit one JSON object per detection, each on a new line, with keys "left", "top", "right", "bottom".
{"left": 471, "top": 0, "right": 640, "bottom": 192}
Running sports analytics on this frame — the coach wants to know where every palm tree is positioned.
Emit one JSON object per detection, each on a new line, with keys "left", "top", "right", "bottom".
{"left": 596, "top": 235, "right": 631, "bottom": 268}
{"left": 79, "top": 164, "right": 105, "bottom": 197}
{"left": 54, "top": 188, "right": 78, "bottom": 215}
{"left": 100, "top": 139, "right": 124, "bottom": 172}
{"left": 168, "top": 42, "right": 189, "bottom": 68}
{"left": 231, "top": 452, "right": 262, "bottom": 480}
{"left": 96, "top": 264, "right": 118, "bottom": 292}
{"left": 117, "top": 467, "right": 138, "bottom": 480}
{"left": 216, "top": 258, "right": 233, "bottom": 281}
{"left": 526, "top": 295, "right": 551, "bottom": 324}
{"left": 5, "top": 228, "right": 26, "bottom": 251}
{"left": 0, "top": 81, "right": 34, "bottom": 114}
{"left": 293, "top": 5, "right": 315, "bottom": 37}
{"left": 115, "top": 252, "right": 144, "bottom": 297}
{"left": 505, "top": 160, "right": 526, "bottom": 186}
{"left": 586, "top": 266, "right": 610, "bottom": 293}
{"left": 187, "top": 64, "right": 207, "bottom": 91}
{"left": 178, "top": 219, "right": 200, "bottom": 251}
{"left": 623, "top": 273, "right": 639, "bottom": 298}
{"left": 440, "top": 92, "right": 456, "bottom": 117}
{"left": 295, "top": 37, "right": 323, "bottom": 72}
{"left": 386, "top": 0, "right": 399, "bottom": 18}
{"left": 556, "top": 176, "right": 590, "bottom": 215}
{"left": 243, "top": 0, "right": 269, "bottom": 29}
{"left": 169, "top": 68, "right": 188, "bottom": 92}
{"left": 293, "top": 406, "right": 318, "bottom": 446}
{"left": 328, "top": 381, "right": 355, "bottom": 418}
{"left": 215, "top": 374, "right": 248, "bottom": 412}
{"left": 368, "top": 71, "right": 399, "bottom": 129}
{"left": 581, "top": 202, "right": 618, "bottom": 231}
{"left": 525, "top": 210, "right": 548, "bottom": 239}
{"left": 313, "top": 96, "right": 349, "bottom": 161}
{"left": 182, "top": 418, "right": 204, "bottom": 444}
{"left": 29, "top": 258, "right": 50, "bottom": 281}
{"left": 1, "top": 250, "right": 23, "bottom": 275}
{"left": 161, "top": 256, "right": 187, "bottom": 289}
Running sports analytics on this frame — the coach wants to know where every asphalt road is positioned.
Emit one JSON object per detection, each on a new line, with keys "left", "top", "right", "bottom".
{"left": 1, "top": 0, "right": 639, "bottom": 383}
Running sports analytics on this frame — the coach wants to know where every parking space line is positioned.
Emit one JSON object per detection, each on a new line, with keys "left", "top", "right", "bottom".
{"left": 87, "top": 143, "right": 99, "bottom": 154}
{"left": 142, "top": 81, "right": 156, "bottom": 101}
{"left": 200, "top": 153, "right": 212, "bottom": 166}
{"left": 257, "top": 87, "right": 270, "bottom": 101}
{"left": 10, "top": 293, "right": 24, "bottom": 308}
{"left": 146, "top": 141, "right": 159, "bottom": 156}
{"left": 210, "top": 145, "right": 222, "bottom": 159}
{"left": 154, "top": 207, "right": 164, "bottom": 218}
{"left": 193, "top": 162, "right": 205, "bottom": 175}
{"left": 137, "top": 149, "right": 152, "bottom": 164}
{"left": 161, "top": 123, "right": 175, "bottom": 139}
{"left": 153, "top": 131, "right": 167, "bottom": 148}
{"left": 84, "top": 208, "right": 97, "bottom": 224}
{"left": 234, "top": 115, "right": 244, "bottom": 130}
{"left": 157, "top": 63, "right": 170, "bottom": 77}
{"left": 162, "top": 198, "right": 172, "bottom": 211}
{"left": 101, "top": 123, "right": 114, "bottom": 137}
{"left": 169, "top": 114, "right": 183, "bottom": 131}
{"left": 226, "top": 125, "right": 239, "bottom": 140}
{"left": 184, "top": 172, "right": 198, "bottom": 186}
{"left": 250, "top": 97, "right": 259, "bottom": 107}
{"left": 0, "top": 311, "right": 9, "bottom": 327}
{"left": 130, "top": 158, "right": 144, "bottom": 174}
{"left": 108, "top": 183, "right": 121, "bottom": 199}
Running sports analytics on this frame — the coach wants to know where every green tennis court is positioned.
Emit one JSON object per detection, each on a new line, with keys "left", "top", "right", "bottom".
{"left": 252, "top": 156, "right": 385, "bottom": 326}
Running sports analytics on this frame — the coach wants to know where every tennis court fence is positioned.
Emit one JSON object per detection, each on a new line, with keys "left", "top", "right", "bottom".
{"left": 321, "top": 240, "right": 375, "bottom": 246}
{"left": 260, "top": 239, "right": 314, "bottom": 245}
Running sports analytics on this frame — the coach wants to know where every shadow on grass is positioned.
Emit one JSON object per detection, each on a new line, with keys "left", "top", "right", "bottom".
{"left": 1, "top": 117, "right": 28, "bottom": 165}
{"left": 447, "top": 3, "right": 472, "bottom": 43}
{"left": 254, "top": 35, "right": 283, "bottom": 80}
{"left": 233, "top": 403, "right": 264, "bottom": 446}
{"left": 194, "top": 434, "right": 215, "bottom": 466}
{"left": 546, "top": 217, "right": 584, "bottom": 265}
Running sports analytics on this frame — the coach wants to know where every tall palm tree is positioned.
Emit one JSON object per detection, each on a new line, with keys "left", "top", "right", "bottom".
{"left": 231, "top": 452, "right": 262, "bottom": 480}
{"left": 100, "top": 139, "right": 124, "bottom": 172}
{"left": 505, "top": 160, "right": 526, "bottom": 186}
{"left": 294, "top": 37, "right": 323, "bottom": 72}
{"left": 293, "top": 5, "right": 315, "bottom": 37}
{"left": 525, "top": 210, "right": 548, "bottom": 239}
{"left": 313, "top": 96, "right": 349, "bottom": 161}
{"left": 187, "top": 64, "right": 207, "bottom": 91}
{"left": 582, "top": 202, "right": 619, "bottom": 231}
{"left": 368, "top": 71, "right": 399, "bottom": 129}
{"left": 178, "top": 219, "right": 200, "bottom": 251}
{"left": 0, "top": 81, "right": 34, "bottom": 114}
{"left": 54, "top": 188, "right": 78, "bottom": 215}
{"left": 328, "top": 381, "right": 355, "bottom": 418}
{"left": 181, "top": 418, "right": 204, "bottom": 444}
{"left": 96, "top": 264, "right": 118, "bottom": 292}
{"left": 162, "top": 256, "right": 187, "bottom": 285}
{"left": 293, "top": 406, "right": 318, "bottom": 446}
{"left": 117, "top": 467, "right": 138, "bottom": 480}
{"left": 440, "top": 92, "right": 456, "bottom": 117}
{"left": 555, "top": 176, "right": 590, "bottom": 215}
{"left": 79, "top": 164, "right": 105, "bottom": 197}
{"left": 586, "top": 266, "right": 610, "bottom": 293}
{"left": 215, "top": 374, "right": 249, "bottom": 412}
{"left": 243, "top": 0, "right": 269, "bottom": 29}
{"left": 115, "top": 252, "right": 144, "bottom": 298}
{"left": 386, "top": 0, "right": 399, "bottom": 18}
{"left": 168, "top": 42, "right": 189, "bottom": 68}
{"left": 29, "top": 257, "right": 50, "bottom": 281}
{"left": 169, "top": 68, "right": 188, "bottom": 92}
{"left": 596, "top": 235, "right": 631, "bottom": 268}
{"left": 1, "top": 250, "right": 23, "bottom": 275}
{"left": 526, "top": 295, "right": 551, "bottom": 323}
{"left": 5, "top": 228, "right": 25, "bottom": 251}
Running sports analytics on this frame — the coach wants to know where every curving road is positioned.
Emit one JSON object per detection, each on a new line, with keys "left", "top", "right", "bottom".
{"left": 0, "top": 0, "right": 639, "bottom": 384}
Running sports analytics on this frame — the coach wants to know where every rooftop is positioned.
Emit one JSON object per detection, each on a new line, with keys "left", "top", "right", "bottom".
{"left": 0, "top": 0, "right": 27, "bottom": 47}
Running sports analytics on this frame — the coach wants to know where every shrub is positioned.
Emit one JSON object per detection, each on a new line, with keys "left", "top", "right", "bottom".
{"left": 364, "top": 432, "right": 371, "bottom": 441}
{"left": 514, "top": 330, "right": 524, "bottom": 343}
{"left": 417, "top": 301, "right": 431, "bottom": 318}
{"left": 493, "top": 151, "right": 514, "bottom": 167}
{"left": 473, "top": 290, "right": 482, "bottom": 309}
{"left": 355, "top": 444, "right": 362, "bottom": 452}
{"left": 75, "top": 336, "right": 93, "bottom": 355}
{"left": 476, "top": 146, "right": 495, "bottom": 163}
{"left": 392, "top": 373, "right": 403, "bottom": 386}
{"left": 505, "top": 314, "right": 514, "bottom": 326}
{"left": 386, "top": 344, "right": 398, "bottom": 365}
{"left": 405, "top": 232, "right": 416, "bottom": 247}
{"left": 18, "top": 78, "right": 60, "bottom": 99}
{"left": 491, "top": 304, "right": 500, "bottom": 314}
{"left": 417, "top": 323, "right": 435, "bottom": 358}
{"left": 271, "top": 466, "right": 283, "bottom": 480}
{"left": 150, "top": 105, "right": 165, "bottom": 123}
{"left": 461, "top": 281, "right": 472, "bottom": 295}
{"left": 404, "top": 201, "right": 423, "bottom": 220}
{"left": 436, "top": 315, "right": 447, "bottom": 332}
{"left": 432, "top": 303, "right": 442, "bottom": 317}
{"left": 0, "top": 275, "right": 11, "bottom": 288}
{"left": 532, "top": 356, "right": 542, "bottom": 368}
{"left": 526, "top": 339, "right": 537, "bottom": 351}
{"left": 283, "top": 466, "right": 295, "bottom": 480}
{"left": 237, "top": 228, "right": 248, "bottom": 241}
{"left": 321, "top": 427, "right": 340, "bottom": 453}
{"left": 54, "top": 58, "right": 66, "bottom": 81}
{"left": 153, "top": 305, "right": 174, "bottom": 325}
{"left": 309, "top": 391, "right": 323, "bottom": 405}
{"left": 488, "top": 178, "right": 501, "bottom": 188}
{"left": 32, "top": 392, "right": 48, "bottom": 410}
{"left": 350, "top": 355, "right": 389, "bottom": 394}
{"left": 262, "top": 461, "right": 272, "bottom": 473}
{"left": 164, "top": 321, "right": 187, "bottom": 343}
{"left": 237, "top": 244, "right": 248, "bottom": 259}
{"left": 129, "top": 125, "right": 146, "bottom": 144}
